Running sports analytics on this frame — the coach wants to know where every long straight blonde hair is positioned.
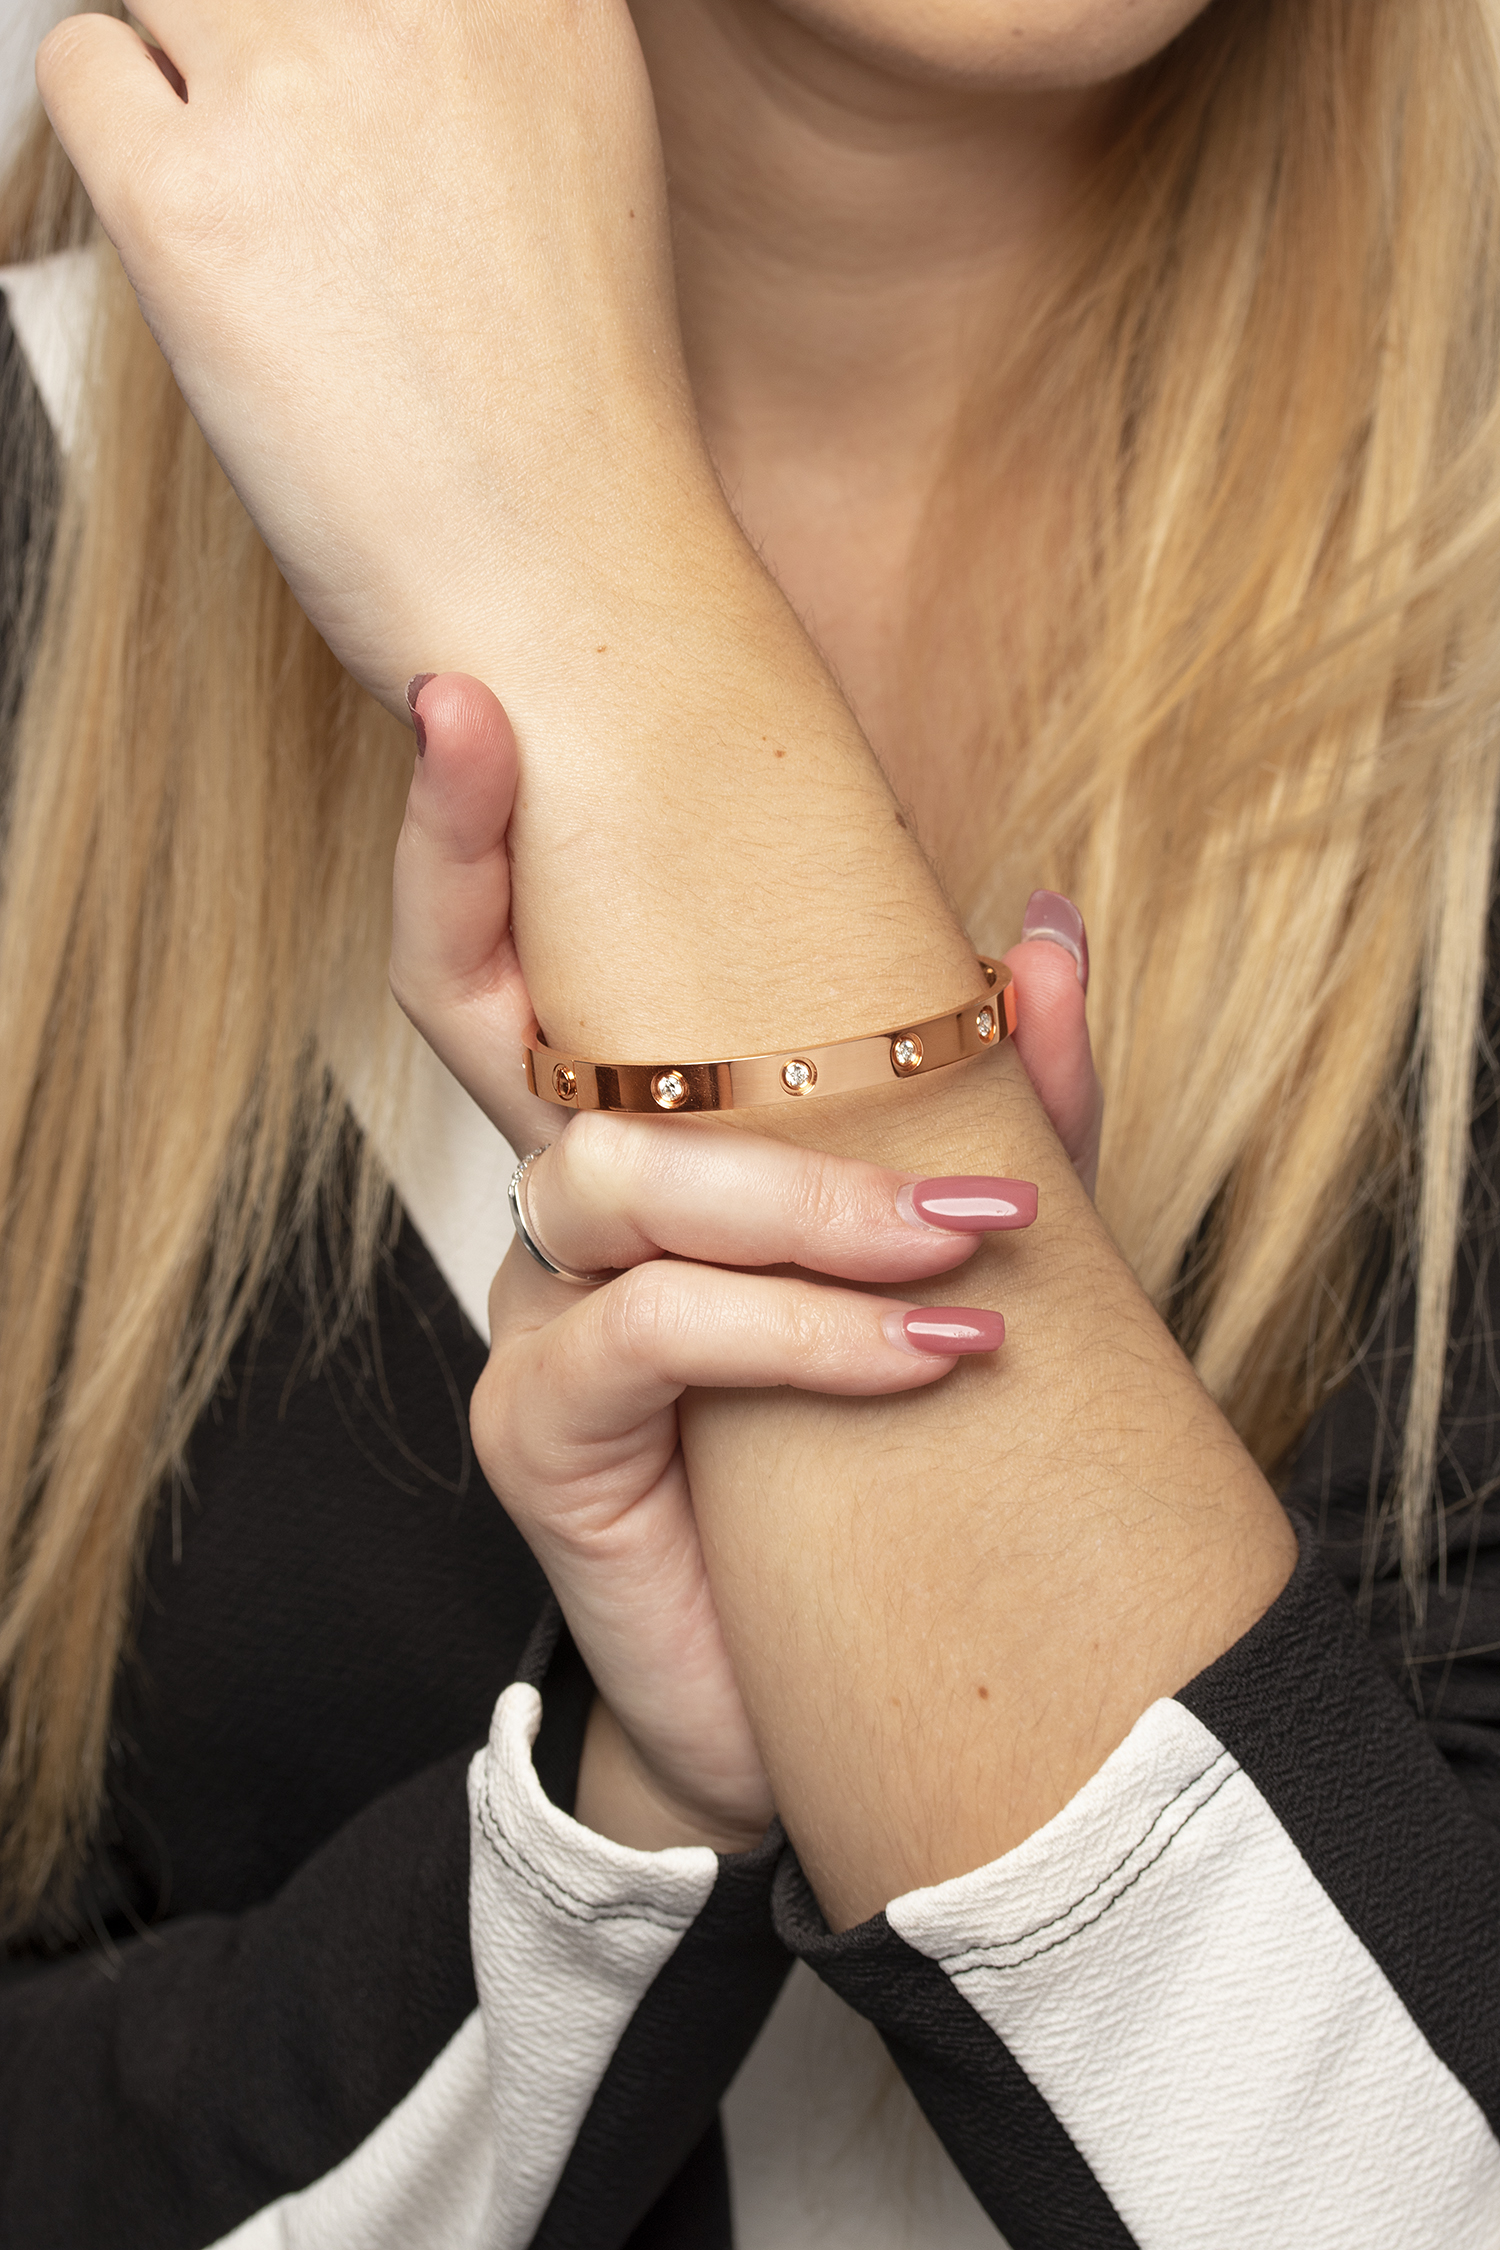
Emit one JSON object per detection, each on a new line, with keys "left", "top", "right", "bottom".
{"left": 4, "top": 0, "right": 1500, "bottom": 1936}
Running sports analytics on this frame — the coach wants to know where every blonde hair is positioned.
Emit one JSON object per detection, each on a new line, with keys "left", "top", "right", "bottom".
{"left": 3, "top": 0, "right": 1500, "bottom": 1933}
{"left": 922, "top": 0, "right": 1500, "bottom": 1539}
{"left": 0, "top": 76, "right": 409, "bottom": 1938}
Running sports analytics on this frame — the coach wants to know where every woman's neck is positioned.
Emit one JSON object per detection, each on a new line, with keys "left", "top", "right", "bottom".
{"left": 636, "top": 0, "right": 1108, "bottom": 466}
{"left": 630, "top": 0, "right": 1112, "bottom": 816}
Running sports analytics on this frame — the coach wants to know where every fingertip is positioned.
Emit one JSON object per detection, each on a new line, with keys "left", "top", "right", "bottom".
{"left": 403, "top": 673, "right": 519, "bottom": 794}
{"left": 896, "top": 1177, "right": 1038, "bottom": 1234}
{"left": 1004, "top": 935, "right": 1092, "bottom": 1072}
{"left": 34, "top": 14, "right": 89, "bottom": 88}
{"left": 37, "top": 12, "right": 178, "bottom": 125}
{"left": 882, "top": 1306, "right": 1006, "bottom": 1358}
{"left": 1003, "top": 934, "right": 1103, "bottom": 1197}
{"left": 1020, "top": 890, "right": 1089, "bottom": 992}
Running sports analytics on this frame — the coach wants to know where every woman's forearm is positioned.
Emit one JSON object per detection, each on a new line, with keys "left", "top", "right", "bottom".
{"left": 482, "top": 516, "right": 1293, "bottom": 1929}
{"left": 678, "top": 1051, "right": 1294, "bottom": 1927}
{"left": 499, "top": 526, "right": 1295, "bottom": 1921}
{"left": 484, "top": 492, "right": 981, "bottom": 1054}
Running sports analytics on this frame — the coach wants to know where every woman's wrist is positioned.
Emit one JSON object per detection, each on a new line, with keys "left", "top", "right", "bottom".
{"left": 574, "top": 1696, "right": 766, "bottom": 1858}
{"left": 499, "top": 558, "right": 980, "bottom": 1057}
{"left": 474, "top": 502, "right": 979, "bottom": 1058}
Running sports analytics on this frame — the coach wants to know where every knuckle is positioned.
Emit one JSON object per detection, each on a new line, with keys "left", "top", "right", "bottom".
{"left": 783, "top": 1284, "right": 836, "bottom": 1362}
{"left": 787, "top": 1148, "right": 861, "bottom": 1242}
{"left": 596, "top": 1260, "right": 676, "bottom": 1368}
{"left": 556, "top": 1107, "right": 619, "bottom": 1192}
{"left": 554, "top": 1110, "right": 666, "bottom": 1244}
{"left": 470, "top": 1348, "right": 538, "bottom": 1512}
{"left": 468, "top": 1356, "right": 509, "bottom": 1464}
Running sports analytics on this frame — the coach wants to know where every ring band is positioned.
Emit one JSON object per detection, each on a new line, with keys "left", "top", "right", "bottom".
{"left": 507, "top": 1149, "right": 614, "bottom": 1287}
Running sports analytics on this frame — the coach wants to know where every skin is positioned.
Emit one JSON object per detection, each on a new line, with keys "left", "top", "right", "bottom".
{"left": 38, "top": 0, "right": 1295, "bottom": 1928}
{"left": 391, "top": 672, "right": 1104, "bottom": 1853}
{"left": 635, "top": 0, "right": 1208, "bottom": 861}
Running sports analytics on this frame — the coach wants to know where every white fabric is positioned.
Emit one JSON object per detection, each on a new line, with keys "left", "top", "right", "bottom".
{"left": 469, "top": 1682, "right": 718, "bottom": 2244}
{"left": 722, "top": 1964, "right": 1005, "bottom": 2250}
{"left": 889, "top": 1696, "right": 1500, "bottom": 2250}
{"left": 208, "top": 1684, "right": 717, "bottom": 2248}
{"left": 340, "top": 1024, "right": 519, "bottom": 1343}
{"left": 209, "top": 2018, "right": 494, "bottom": 2249}
{"left": 0, "top": 246, "right": 96, "bottom": 453}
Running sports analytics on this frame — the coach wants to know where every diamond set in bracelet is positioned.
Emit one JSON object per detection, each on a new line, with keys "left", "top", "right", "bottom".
{"left": 524, "top": 953, "right": 1010, "bottom": 1113}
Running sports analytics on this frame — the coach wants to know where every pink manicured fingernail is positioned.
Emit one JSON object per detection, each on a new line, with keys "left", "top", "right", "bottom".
{"left": 896, "top": 1178, "right": 1038, "bottom": 1232}
{"left": 148, "top": 45, "right": 188, "bottom": 102}
{"left": 407, "top": 675, "right": 436, "bottom": 756}
{"left": 406, "top": 673, "right": 435, "bottom": 753}
{"left": 1022, "top": 890, "right": 1089, "bottom": 992}
{"left": 886, "top": 1306, "right": 1006, "bottom": 1355}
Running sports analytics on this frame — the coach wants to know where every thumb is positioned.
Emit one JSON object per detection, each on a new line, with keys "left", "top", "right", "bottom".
{"left": 1003, "top": 893, "right": 1103, "bottom": 1199}
{"left": 389, "top": 673, "right": 551, "bottom": 1143}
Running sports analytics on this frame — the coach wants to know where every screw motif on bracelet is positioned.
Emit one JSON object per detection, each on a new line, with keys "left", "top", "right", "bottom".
{"left": 521, "top": 957, "right": 1015, "bottom": 1115}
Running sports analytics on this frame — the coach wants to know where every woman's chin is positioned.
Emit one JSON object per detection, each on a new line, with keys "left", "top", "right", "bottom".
{"left": 753, "top": 0, "right": 1214, "bottom": 92}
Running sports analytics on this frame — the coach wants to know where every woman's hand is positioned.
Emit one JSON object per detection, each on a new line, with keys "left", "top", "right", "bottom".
{"left": 36, "top": 0, "right": 702, "bottom": 712}
{"left": 473, "top": 1117, "right": 1033, "bottom": 1853}
{"left": 390, "top": 674, "right": 1104, "bottom": 1187}
{"left": 37, "top": 4, "right": 983, "bottom": 1063}
{"left": 399, "top": 677, "right": 1099, "bottom": 1853}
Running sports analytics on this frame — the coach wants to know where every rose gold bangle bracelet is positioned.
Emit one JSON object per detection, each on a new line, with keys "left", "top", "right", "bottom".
{"left": 522, "top": 958, "right": 1015, "bottom": 1115}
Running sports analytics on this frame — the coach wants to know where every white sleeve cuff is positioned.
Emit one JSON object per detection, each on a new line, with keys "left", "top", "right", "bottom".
{"left": 884, "top": 1697, "right": 1500, "bottom": 2250}
{"left": 466, "top": 1682, "right": 720, "bottom": 2246}
{"left": 205, "top": 1684, "right": 719, "bottom": 2250}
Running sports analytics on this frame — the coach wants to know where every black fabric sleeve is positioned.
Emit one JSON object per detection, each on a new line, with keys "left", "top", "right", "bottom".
{"left": 0, "top": 1748, "right": 480, "bottom": 2250}
{"left": 1178, "top": 1524, "right": 1500, "bottom": 2130}
{"left": 0, "top": 1208, "right": 554, "bottom": 2250}
{"left": 771, "top": 1846, "right": 1135, "bottom": 2250}
{"left": 771, "top": 1532, "right": 1500, "bottom": 2249}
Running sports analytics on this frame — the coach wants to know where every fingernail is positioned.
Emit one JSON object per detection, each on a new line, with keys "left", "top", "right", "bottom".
{"left": 896, "top": 1178, "right": 1038, "bottom": 1232}
{"left": 148, "top": 46, "right": 188, "bottom": 102}
{"left": 885, "top": 1306, "right": 1006, "bottom": 1356}
{"left": 1022, "top": 890, "right": 1089, "bottom": 992}
{"left": 406, "top": 673, "right": 435, "bottom": 753}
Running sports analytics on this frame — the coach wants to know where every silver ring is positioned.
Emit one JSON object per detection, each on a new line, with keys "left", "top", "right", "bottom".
{"left": 507, "top": 1148, "right": 614, "bottom": 1287}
